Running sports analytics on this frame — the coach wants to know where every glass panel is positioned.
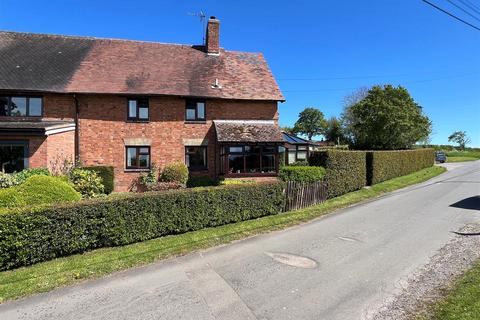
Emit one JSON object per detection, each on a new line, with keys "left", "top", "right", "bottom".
{"left": 261, "top": 154, "right": 276, "bottom": 173}
{"left": 229, "top": 146, "right": 243, "bottom": 153}
{"left": 138, "top": 107, "right": 148, "bottom": 120}
{"left": 249, "top": 146, "right": 262, "bottom": 153}
{"left": 263, "top": 146, "right": 276, "bottom": 153}
{"left": 187, "top": 147, "right": 207, "bottom": 170}
{"left": 29, "top": 98, "right": 42, "bottom": 116}
{"left": 139, "top": 147, "right": 149, "bottom": 154}
{"left": 197, "top": 102, "right": 205, "bottom": 119}
{"left": 288, "top": 151, "right": 296, "bottom": 164}
{"left": 139, "top": 154, "right": 149, "bottom": 168}
{"left": 245, "top": 154, "right": 261, "bottom": 173}
{"left": 297, "top": 145, "right": 307, "bottom": 150}
{"left": 228, "top": 154, "right": 244, "bottom": 173}
{"left": 0, "top": 97, "right": 8, "bottom": 116}
{"left": 297, "top": 151, "right": 307, "bottom": 160}
{"left": 0, "top": 144, "right": 25, "bottom": 173}
{"left": 185, "top": 154, "right": 190, "bottom": 167}
{"left": 128, "top": 100, "right": 137, "bottom": 118}
{"left": 186, "top": 108, "right": 196, "bottom": 120}
{"left": 10, "top": 97, "right": 27, "bottom": 116}
{"left": 127, "top": 147, "right": 136, "bottom": 167}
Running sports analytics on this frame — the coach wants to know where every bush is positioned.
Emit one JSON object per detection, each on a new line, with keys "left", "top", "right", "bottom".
{"left": 160, "top": 162, "right": 189, "bottom": 185}
{"left": 310, "top": 150, "right": 366, "bottom": 198}
{"left": 279, "top": 166, "right": 326, "bottom": 182}
{"left": 219, "top": 179, "right": 257, "bottom": 185}
{"left": 289, "top": 160, "right": 309, "bottom": 166}
{"left": 0, "top": 175, "right": 81, "bottom": 209}
{"left": 187, "top": 176, "right": 218, "bottom": 188}
{"left": 366, "top": 149, "right": 434, "bottom": 185}
{"left": 0, "top": 182, "right": 284, "bottom": 270}
{"left": 13, "top": 167, "right": 50, "bottom": 184}
{"left": 69, "top": 168, "right": 104, "bottom": 198}
{"left": 0, "top": 172, "right": 18, "bottom": 189}
{"left": 81, "top": 166, "right": 114, "bottom": 194}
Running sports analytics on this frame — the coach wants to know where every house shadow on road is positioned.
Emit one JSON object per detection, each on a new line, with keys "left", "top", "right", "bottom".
{"left": 450, "top": 196, "right": 480, "bottom": 211}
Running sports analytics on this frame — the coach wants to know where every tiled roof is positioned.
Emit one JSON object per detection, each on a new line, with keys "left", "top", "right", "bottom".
{"left": 214, "top": 120, "right": 284, "bottom": 143}
{"left": 0, "top": 31, "right": 284, "bottom": 101}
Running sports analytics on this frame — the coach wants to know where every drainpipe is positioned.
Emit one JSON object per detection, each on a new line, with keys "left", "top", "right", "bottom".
{"left": 73, "top": 94, "right": 80, "bottom": 164}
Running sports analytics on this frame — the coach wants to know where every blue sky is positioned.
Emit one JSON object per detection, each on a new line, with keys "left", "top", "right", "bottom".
{"left": 1, "top": 0, "right": 479, "bottom": 146}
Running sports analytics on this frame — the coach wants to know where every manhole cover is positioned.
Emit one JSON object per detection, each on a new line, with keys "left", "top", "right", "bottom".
{"left": 265, "top": 252, "right": 317, "bottom": 269}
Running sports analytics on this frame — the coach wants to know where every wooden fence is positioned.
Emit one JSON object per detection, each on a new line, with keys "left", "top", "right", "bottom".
{"left": 283, "top": 181, "right": 328, "bottom": 212}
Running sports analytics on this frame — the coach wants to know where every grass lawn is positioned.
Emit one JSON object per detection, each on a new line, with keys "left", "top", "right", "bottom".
{"left": 446, "top": 156, "right": 479, "bottom": 163}
{"left": 416, "top": 260, "right": 480, "bottom": 320}
{"left": 0, "top": 166, "right": 446, "bottom": 303}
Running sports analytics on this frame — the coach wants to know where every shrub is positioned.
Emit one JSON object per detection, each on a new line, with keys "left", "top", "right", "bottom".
{"left": 0, "top": 182, "right": 284, "bottom": 270}
{"left": 81, "top": 166, "right": 114, "bottom": 194}
{"left": 147, "top": 181, "right": 185, "bottom": 191}
{"left": 69, "top": 168, "right": 104, "bottom": 198}
{"left": 366, "top": 149, "right": 434, "bottom": 185}
{"left": 310, "top": 150, "right": 366, "bottom": 198}
{"left": 289, "top": 160, "right": 309, "bottom": 166}
{"left": 279, "top": 166, "right": 326, "bottom": 182}
{"left": 160, "top": 162, "right": 189, "bottom": 185}
{"left": 0, "top": 175, "right": 81, "bottom": 209}
{"left": 219, "top": 179, "right": 257, "bottom": 185}
{"left": 14, "top": 168, "right": 50, "bottom": 184}
{"left": 138, "top": 165, "right": 159, "bottom": 191}
{"left": 187, "top": 176, "right": 218, "bottom": 188}
{"left": 0, "top": 172, "right": 18, "bottom": 189}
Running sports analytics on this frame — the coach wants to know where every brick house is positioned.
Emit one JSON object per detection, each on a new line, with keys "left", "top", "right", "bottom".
{"left": 0, "top": 17, "right": 286, "bottom": 191}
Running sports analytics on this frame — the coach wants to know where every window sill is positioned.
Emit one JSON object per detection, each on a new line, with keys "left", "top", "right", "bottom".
{"left": 124, "top": 168, "right": 151, "bottom": 173}
{"left": 184, "top": 120, "right": 207, "bottom": 124}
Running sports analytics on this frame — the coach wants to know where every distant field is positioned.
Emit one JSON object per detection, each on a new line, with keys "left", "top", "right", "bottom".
{"left": 446, "top": 151, "right": 480, "bottom": 160}
{"left": 446, "top": 157, "right": 478, "bottom": 163}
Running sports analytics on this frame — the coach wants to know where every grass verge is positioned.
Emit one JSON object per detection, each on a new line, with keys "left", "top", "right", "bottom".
{"left": 446, "top": 156, "right": 478, "bottom": 163}
{"left": 0, "top": 166, "right": 446, "bottom": 303}
{"left": 416, "top": 260, "right": 480, "bottom": 320}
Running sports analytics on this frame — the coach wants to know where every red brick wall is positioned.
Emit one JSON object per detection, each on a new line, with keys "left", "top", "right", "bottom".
{"left": 76, "top": 95, "right": 278, "bottom": 191}
{"left": 46, "top": 130, "right": 75, "bottom": 174}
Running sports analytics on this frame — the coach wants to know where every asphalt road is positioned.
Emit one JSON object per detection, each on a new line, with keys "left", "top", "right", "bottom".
{"left": 1, "top": 161, "right": 479, "bottom": 320}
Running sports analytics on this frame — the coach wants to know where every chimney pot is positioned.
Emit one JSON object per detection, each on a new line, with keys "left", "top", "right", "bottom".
{"left": 206, "top": 16, "right": 220, "bottom": 55}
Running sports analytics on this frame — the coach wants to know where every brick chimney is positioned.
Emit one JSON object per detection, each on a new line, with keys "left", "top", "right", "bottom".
{"left": 206, "top": 16, "right": 220, "bottom": 55}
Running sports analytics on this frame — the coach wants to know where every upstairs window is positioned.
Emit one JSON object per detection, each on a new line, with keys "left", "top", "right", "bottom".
{"left": 185, "top": 146, "right": 207, "bottom": 171}
{"left": 185, "top": 100, "right": 206, "bottom": 122}
{"left": 126, "top": 146, "right": 150, "bottom": 170}
{"left": 0, "top": 96, "right": 42, "bottom": 117}
{"left": 127, "top": 98, "right": 149, "bottom": 121}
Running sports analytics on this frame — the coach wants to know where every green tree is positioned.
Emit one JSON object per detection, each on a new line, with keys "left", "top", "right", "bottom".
{"left": 293, "top": 107, "right": 327, "bottom": 140}
{"left": 281, "top": 126, "right": 296, "bottom": 134}
{"left": 324, "top": 117, "right": 345, "bottom": 144}
{"left": 344, "top": 85, "right": 431, "bottom": 150}
{"left": 448, "top": 131, "right": 470, "bottom": 150}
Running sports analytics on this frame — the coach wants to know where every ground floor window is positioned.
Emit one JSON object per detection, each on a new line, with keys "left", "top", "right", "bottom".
{"left": 0, "top": 141, "right": 28, "bottom": 173}
{"left": 220, "top": 145, "right": 278, "bottom": 175}
{"left": 185, "top": 146, "right": 207, "bottom": 171}
{"left": 126, "top": 146, "right": 150, "bottom": 169}
{"left": 286, "top": 145, "right": 309, "bottom": 164}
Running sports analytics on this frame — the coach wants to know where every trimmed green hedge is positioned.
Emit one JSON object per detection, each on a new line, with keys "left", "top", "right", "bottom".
{"left": 0, "top": 182, "right": 284, "bottom": 270}
{"left": 310, "top": 150, "right": 366, "bottom": 198}
{"left": 81, "top": 166, "right": 114, "bottom": 194}
{"left": 279, "top": 166, "right": 326, "bottom": 182}
{"left": 0, "top": 175, "right": 81, "bottom": 209}
{"left": 366, "top": 149, "right": 434, "bottom": 185}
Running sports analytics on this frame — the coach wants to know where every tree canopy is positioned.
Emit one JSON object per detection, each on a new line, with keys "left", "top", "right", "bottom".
{"left": 324, "top": 117, "right": 345, "bottom": 144}
{"left": 293, "top": 107, "right": 327, "bottom": 140}
{"left": 343, "top": 85, "right": 431, "bottom": 150}
{"left": 448, "top": 131, "right": 470, "bottom": 150}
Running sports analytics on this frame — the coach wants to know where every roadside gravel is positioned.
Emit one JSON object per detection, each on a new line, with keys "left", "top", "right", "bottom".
{"left": 370, "top": 223, "right": 480, "bottom": 320}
